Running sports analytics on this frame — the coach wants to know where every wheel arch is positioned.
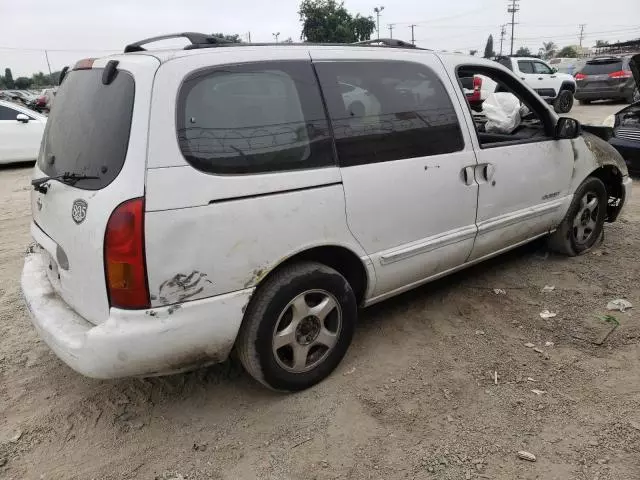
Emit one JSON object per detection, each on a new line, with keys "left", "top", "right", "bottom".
{"left": 247, "top": 244, "right": 373, "bottom": 307}
{"left": 560, "top": 81, "right": 576, "bottom": 93}
{"left": 587, "top": 165, "right": 625, "bottom": 222}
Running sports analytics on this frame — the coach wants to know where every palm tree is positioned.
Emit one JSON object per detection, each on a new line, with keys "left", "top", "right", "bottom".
{"left": 542, "top": 41, "right": 557, "bottom": 60}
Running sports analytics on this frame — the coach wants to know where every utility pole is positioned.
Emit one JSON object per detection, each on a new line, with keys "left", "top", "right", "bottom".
{"left": 247, "top": 31, "right": 252, "bottom": 43}
{"left": 272, "top": 32, "right": 280, "bottom": 43}
{"left": 374, "top": 6, "right": 384, "bottom": 40}
{"left": 410, "top": 24, "right": 417, "bottom": 45}
{"left": 507, "top": 0, "right": 520, "bottom": 55}
{"left": 499, "top": 24, "right": 507, "bottom": 56}
{"left": 578, "top": 24, "right": 586, "bottom": 47}
{"left": 44, "top": 50, "right": 53, "bottom": 77}
{"left": 388, "top": 23, "right": 394, "bottom": 39}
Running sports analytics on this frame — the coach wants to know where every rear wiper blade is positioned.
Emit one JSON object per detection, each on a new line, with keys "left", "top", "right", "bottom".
{"left": 31, "top": 172, "right": 100, "bottom": 193}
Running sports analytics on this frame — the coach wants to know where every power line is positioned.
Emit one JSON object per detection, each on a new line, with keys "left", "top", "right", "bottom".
{"left": 499, "top": 24, "right": 507, "bottom": 56}
{"left": 409, "top": 25, "right": 417, "bottom": 45}
{"left": 507, "top": 0, "right": 520, "bottom": 55}
{"left": 388, "top": 23, "right": 395, "bottom": 39}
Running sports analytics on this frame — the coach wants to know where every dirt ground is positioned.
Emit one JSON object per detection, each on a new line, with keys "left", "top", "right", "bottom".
{"left": 1, "top": 103, "right": 640, "bottom": 480}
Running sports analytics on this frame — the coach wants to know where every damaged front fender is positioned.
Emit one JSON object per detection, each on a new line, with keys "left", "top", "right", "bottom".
{"left": 571, "top": 131, "right": 629, "bottom": 221}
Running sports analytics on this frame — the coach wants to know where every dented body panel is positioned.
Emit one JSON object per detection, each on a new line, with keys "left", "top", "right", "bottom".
{"left": 22, "top": 249, "right": 251, "bottom": 378}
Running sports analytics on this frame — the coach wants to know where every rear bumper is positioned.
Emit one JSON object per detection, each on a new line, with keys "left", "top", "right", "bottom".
{"left": 609, "top": 137, "right": 640, "bottom": 174}
{"left": 575, "top": 86, "right": 634, "bottom": 100}
{"left": 21, "top": 249, "right": 253, "bottom": 379}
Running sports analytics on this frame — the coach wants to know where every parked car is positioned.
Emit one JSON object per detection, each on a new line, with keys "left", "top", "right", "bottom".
{"left": 22, "top": 35, "right": 631, "bottom": 391}
{"left": 575, "top": 56, "right": 638, "bottom": 104}
{"left": 602, "top": 54, "right": 640, "bottom": 174}
{"left": 0, "top": 100, "right": 47, "bottom": 164}
{"left": 548, "top": 57, "right": 587, "bottom": 76}
{"left": 30, "top": 88, "right": 57, "bottom": 113}
{"left": 495, "top": 56, "right": 577, "bottom": 113}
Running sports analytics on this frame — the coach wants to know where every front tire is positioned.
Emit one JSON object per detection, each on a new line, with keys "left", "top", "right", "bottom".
{"left": 554, "top": 89, "right": 574, "bottom": 113}
{"left": 548, "top": 177, "right": 607, "bottom": 256}
{"left": 236, "top": 262, "right": 357, "bottom": 391}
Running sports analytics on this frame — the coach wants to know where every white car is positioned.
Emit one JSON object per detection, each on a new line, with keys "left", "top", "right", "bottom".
{"left": 0, "top": 100, "right": 46, "bottom": 164}
{"left": 21, "top": 34, "right": 631, "bottom": 391}
{"left": 495, "top": 56, "right": 577, "bottom": 113}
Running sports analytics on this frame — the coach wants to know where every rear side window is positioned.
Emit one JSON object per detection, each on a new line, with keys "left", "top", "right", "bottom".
{"left": 517, "top": 61, "right": 534, "bottom": 73}
{"left": 38, "top": 69, "right": 135, "bottom": 190}
{"left": 177, "top": 61, "right": 334, "bottom": 174}
{"left": 582, "top": 60, "right": 623, "bottom": 75}
{"left": 315, "top": 61, "right": 464, "bottom": 167}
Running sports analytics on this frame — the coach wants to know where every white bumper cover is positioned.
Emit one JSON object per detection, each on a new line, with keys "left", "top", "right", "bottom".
{"left": 21, "top": 250, "right": 252, "bottom": 378}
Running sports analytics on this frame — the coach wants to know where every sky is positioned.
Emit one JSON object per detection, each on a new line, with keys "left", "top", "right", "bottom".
{"left": 1, "top": 0, "right": 639, "bottom": 77}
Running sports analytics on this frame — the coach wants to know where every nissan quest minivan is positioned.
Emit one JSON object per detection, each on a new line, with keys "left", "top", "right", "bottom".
{"left": 22, "top": 34, "right": 632, "bottom": 391}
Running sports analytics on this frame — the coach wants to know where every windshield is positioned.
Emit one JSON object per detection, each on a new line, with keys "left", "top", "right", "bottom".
{"left": 38, "top": 68, "right": 135, "bottom": 190}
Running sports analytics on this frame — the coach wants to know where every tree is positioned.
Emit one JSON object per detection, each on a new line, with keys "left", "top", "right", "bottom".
{"left": 542, "top": 41, "right": 556, "bottom": 60}
{"left": 483, "top": 35, "right": 495, "bottom": 58}
{"left": 210, "top": 33, "right": 243, "bottom": 43}
{"left": 515, "top": 46, "right": 532, "bottom": 56}
{"left": 469, "top": 49, "right": 478, "bottom": 56}
{"left": 595, "top": 40, "right": 609, "bottom": 47}
{"left": 283, "top": 37, "right": 294, "bottom": 43}
{"left": 299, "top": 0, "right": 376, "bottom": 43}
{"left": 4, "top": 68, "right": 15, "bottom": 89}
{"left": 15, "top": 77, "right": 32, "bottom": 89}
{"left": 557, "top": 45, "right": 578, "bottom": 58}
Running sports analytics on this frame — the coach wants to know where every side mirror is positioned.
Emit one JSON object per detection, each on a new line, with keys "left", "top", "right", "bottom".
{"left": 555, "top": 117, "right": 581, "bottom": 139}
{"left": 16, "top": 114, "right": 29, "bottom": 123}
{"left": 551, "top": 67, "right": 558, "bottom": 73}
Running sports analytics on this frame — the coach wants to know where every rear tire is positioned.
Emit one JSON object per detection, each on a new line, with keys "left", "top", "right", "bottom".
{"left": 554, "top": 89, "right": 574, "bottom": 113}
{"left": 236, "top": 262, "right": 357, "bottom": 391}
{"left": 626, "top": 88, "right": 639, "bottom": 104}
{"left": 548, "top": 177, "right": 607, "bottom": 256}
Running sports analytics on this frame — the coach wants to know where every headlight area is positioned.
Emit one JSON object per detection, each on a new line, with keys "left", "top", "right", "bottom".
{"left": 603, "top": 114, "right": 616, "bottom": 128}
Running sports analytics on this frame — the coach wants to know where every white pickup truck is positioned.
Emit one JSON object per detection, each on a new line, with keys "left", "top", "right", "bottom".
{"left": 464, "top": 56, "right": 577, "bottom": 114}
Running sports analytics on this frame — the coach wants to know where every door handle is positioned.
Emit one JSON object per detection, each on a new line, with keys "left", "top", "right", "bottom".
{"left": 484, "top": 163, "right": 496, "bottom": 181}
{"left": 461, "top": 166, "right": 475, "bottom": 186}
{"left": 551, "top": 75, "right": 557, "bottom": 78}
{"left": 520, "top": 77, "right": 526, "bottom": 80}
{"left": 538, "top": 77, "right": 544, "bottom": 80}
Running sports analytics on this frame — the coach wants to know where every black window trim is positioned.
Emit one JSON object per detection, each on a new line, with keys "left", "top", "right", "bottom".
{"left": 175, "top": 59, "right": 337, "bottom": 176}
{"left": 313, "top": 58, "right": 466, "bottom": 168}
{"left": 455, "top": 64, "right": 557, "bottom": 150}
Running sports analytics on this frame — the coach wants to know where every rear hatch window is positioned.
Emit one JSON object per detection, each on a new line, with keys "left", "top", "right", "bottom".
{"left": 38, "top": 69, "right": 135, "bottom": 190}
{"left": 581, "top": 60, "right": 623, "bottom": 75}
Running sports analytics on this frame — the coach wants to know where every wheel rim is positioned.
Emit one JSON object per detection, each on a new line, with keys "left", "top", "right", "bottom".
{"left": 272, "top": 289, "right": 342, "bottom": 373}
{"left": 572, "top": 191, "right": 600, "bottom": 245}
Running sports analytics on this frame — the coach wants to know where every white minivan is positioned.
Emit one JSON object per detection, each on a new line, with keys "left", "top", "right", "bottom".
{"left": 22, "top": 34, "right": 632, "bottom": 391}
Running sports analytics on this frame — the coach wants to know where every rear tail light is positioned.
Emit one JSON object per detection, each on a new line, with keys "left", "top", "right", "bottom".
{"left": 608, "top": 70, "right": 633, "bottom": 79}
{"left": 104, "top": 198, "right": 150, "bottom": 309}
{"left": 469, "top": 76, "right": 482, "bottom": 102}
{"left": 575, "top": 73, "right": 587, "bottom": 80}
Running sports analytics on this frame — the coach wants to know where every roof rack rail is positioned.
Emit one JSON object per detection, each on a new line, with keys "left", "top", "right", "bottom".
{"left": 353, "top": 38, "right": 418, "bottom": 49}
{"left": 124, "top": 32, "right": 229, "bottom": 53}
{"left": 123, "top": 33, "right": 424, "bottom": 53}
